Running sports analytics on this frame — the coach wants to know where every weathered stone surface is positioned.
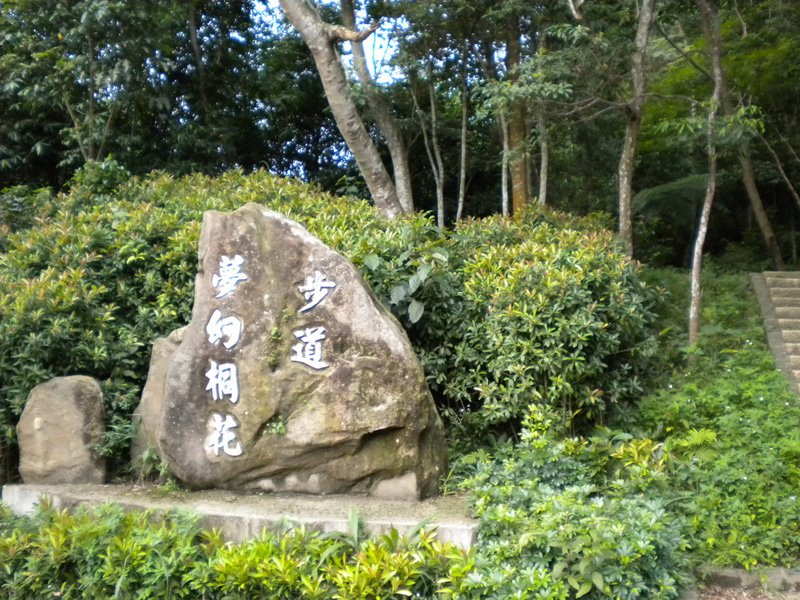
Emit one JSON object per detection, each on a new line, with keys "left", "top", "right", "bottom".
{"left": 154, "top": 203, "right": 446, "bottom": 499}
{"left": 17, "top": 376, "right": 106, "bottom": 484}
{"left": 131, "top": 327, "right": 186, "bottom": 465}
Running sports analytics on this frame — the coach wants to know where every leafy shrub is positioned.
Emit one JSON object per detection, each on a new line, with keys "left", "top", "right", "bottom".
{"left": 66, "top": 158, "right": 132, "bottom": 196}
{"left": 640, "top": 340, "right": 800, "bottom": 569}
{"left": 0, "top": 162, "right": 659, "bottom": 477}
{"left": 0, "top": 186, "right": 55, "bottom": 248}
{"left": 460, "top": 407, "right": 691, "bottom": 599}
{"left": 0, "top": 502, "right": 465, "bottom": 599}
{"left": 437, "top": 215, "right": 658, "bottom": 439}
{"left": 629, "top": 268, "right": 800, "bottom": 569}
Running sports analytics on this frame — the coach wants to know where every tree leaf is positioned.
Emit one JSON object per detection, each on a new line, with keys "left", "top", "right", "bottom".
{"left": 576, "top": 582, "right": 593, "bottom": 598}
{"left": 362, "top": 254, "right": 381, "bottom": 271}
{"left": 591, "top": 571, "right": 604, "bottom": 590}
{"left": 390, "top": 284, "right": 407, "bottom": 305}
{"left": 552, "top": 561, "right": 567, "bottom": 578}
{"left": 408, "top": 299, "right": 424, "bottom": 323}
{"left": 408, "top": 273, "right": 422, "bottom": 294}
{"left": 417, "top": 263, "right": 433, "bottom": 281}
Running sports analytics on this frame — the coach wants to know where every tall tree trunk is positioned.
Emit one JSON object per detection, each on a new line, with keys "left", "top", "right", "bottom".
{"left": 506, "top": 23, "right": 530, "bottom": 217}
{"left": 690, "top": 0, "right": 724, "bottom": 345}
{"left": 479, "top": 41, "right": 509, "bottom": 216}
{"left": 187, "top": 0, "right": 210, "bottom": 117}
{"left": 721, "top": 106, "right": 784, "bottom": 268}
{"left": 340, "top": 0, "right": 413, "bottom": 213}
{"left": 500, "top": 114, "right": 510, "bottom": 216}
{"left": 86, "top": 33, "right": 97, "bottom": 160}
{"left": 456, "top": 50, "right": 469, "bottom": 222}
{"left": 617, "top": 0, "right": 657, "bottom": 258}
{"left": 537, "top": 108, "right": 549, "bottom": 206}
{"left": 412, "top": 79, "right": 446, "bottom": 227}
{"left": 737, "top": 141, "right": 784, "bottom": 269}
{"left": 429, "top": 81, "right": 446, "bottom": 227}
{"left": 703, "top": 27, "right": 782, "bottom": 267}
{"left": 278, "top": 0, "right": 403, "bottom": 219}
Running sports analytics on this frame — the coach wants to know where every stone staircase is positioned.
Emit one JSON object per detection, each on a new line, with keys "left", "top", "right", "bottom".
{"left": 751, "top": 271, "right": 800, "bottom": 393}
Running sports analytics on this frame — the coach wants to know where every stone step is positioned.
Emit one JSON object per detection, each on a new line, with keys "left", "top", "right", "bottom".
{"left": 789, "top": 355, "right": 800, "bottom": 368}
{"left": 783, "top": 330, "right": 800, "bottom": 343}
{"left": 769, "top": 294, "right": 800, "bottom": 306}
{"left": 785, "top": 343, "right": 800, "bottom": 355}
{"left": 778, "top": 319, "right": 800, "bottom": 330}
{"left": 764, "top": 271, "right": 800, "bottom": 279}
{"left": 776, "top": 307, "right": 800, "bottom": 319}
{"left": 1, "top": 484, "right": 477, "bottom": 550}
{"left": 768, "top": 284, "right": 800, "bottom": 293}
{"left": 766, "top": 278, "right": 800, "bottom": 289}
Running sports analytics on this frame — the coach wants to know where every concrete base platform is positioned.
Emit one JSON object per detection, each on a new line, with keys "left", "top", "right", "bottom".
{"left": 1, "top": 484, "right": 477, "bottom": 549}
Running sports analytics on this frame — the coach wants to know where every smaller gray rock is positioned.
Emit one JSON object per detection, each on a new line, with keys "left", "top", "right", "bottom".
{"left": 17, "top": 376, "right": 106, "bottom": 484}
{"left": 131, "top": 327, "right": 186, "bottom": 466}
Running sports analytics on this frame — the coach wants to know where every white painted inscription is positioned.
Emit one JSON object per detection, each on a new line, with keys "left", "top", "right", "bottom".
{"left": 206, "top": 412, "right": 243, "bottom": 457}
{"left": 212, "top": 254, "right": 248, "bottom": 298}
{"left": 205, "top": 359, "right": 240, "bottom": 404}
{"left": 298, "top": 270, "right": 336, "bottom": 312}
{"left": 291, "top": 326, "right": 329, "bottom": 370}
{"left": 206, "top": 309, "right": 243, "bottom": 349}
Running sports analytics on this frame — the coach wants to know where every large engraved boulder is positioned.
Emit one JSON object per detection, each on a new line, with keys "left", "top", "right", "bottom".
{"left": 17, "top": 376, "right": 106, "bottom": 484}
{"left": 147, "top": 203, "right": 446, "bottom": 499}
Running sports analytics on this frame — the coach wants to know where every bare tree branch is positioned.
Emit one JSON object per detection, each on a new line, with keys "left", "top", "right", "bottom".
{"left": 324, "top": 19, "right": 380, "bottom": 43}
{"left": 566, "top": 0, "right": 586, "bottom": 21}
{"left": 656, "top": 21, "right": 714, "bottom": 84}
{"left": 733, "top": 0, "right": 748, "bottom": 37}
{"left": 774, "top": 128, "right": 800, "bottom": 167}
{"left": 63, "top": 95, "right": 89, "bottom": 162}
{"left": 759, "top": 131, "right": 800, "bottom": 211}
{"left": 96, "top": 103, "right": 119, "bottom": 161}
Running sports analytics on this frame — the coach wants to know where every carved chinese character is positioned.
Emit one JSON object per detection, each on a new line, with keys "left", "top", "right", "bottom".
{"left": 212, "top": 254, "right": 248, "bottom": 298}
{"left": 206, "top": 309, "right": 243, "bottom": 349}
{"left": 291, "top": 326, "right": 329, "bottom": 370}
{"left": 206, "top": 412, "right": 243, "bottom": 457}
{"left": 298, "top": 270, "right": 336, "bottom": 313}
{"left": 205, "top": 360, "right": 239, "bottom": 404}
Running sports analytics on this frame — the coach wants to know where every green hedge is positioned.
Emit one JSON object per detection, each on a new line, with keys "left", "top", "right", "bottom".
{"left": 0, "top": 161, "right": 659, "bottom": 476}
{"left": 0, "top": 503, "right": 467, "bottom": 599}
{"left": 0, "top": 491, "right": 690, "bottom": 599}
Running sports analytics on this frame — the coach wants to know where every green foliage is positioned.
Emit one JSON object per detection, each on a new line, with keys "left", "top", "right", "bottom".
{"left": 0, "top": 502, "right": 466, "bottom": 599}
{"left": 67, "top": 159, "right": 132, "bottom": 196}
{"left": 629, "top": 267, "right": 800, "bottom": 569}
{"left": 459, "top": 407, "right": 690, "bottom": 599}
{"left": 0, "top": 165, "right": 657, "bottom": 477}
{"left": 640, "top": 339, "right": 800, "bottom": 569}
{"left": 435, "top": 212, "right": 659, "bottom": 441}
{"left": 0, "top": 186, "right": 54, "bottom": 246}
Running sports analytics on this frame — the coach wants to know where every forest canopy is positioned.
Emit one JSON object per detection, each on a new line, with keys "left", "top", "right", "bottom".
{"left": 1, "top": 0, "right": 799, "bottom": 268}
